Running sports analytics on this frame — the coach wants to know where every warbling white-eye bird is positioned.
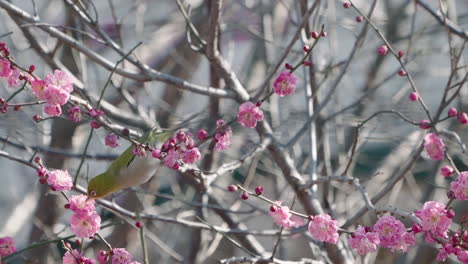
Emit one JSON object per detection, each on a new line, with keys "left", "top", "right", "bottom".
{"left": 87, "top": 128, "right": 172, "bottom": 199}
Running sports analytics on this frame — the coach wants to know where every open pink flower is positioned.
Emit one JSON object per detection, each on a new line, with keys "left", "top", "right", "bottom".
{"left": 68, "top": 194, "right": 95, "bottom": 216}
{"left": 0, "top": 58, "right": 12, "bottom": 77}
{"left": 111, "top": 248, "right": 133, "bottom": 264}
{"left": 182, "top": 148, "right": 201, "bottom": 164}
{"left": 269, "top": 202, "right": 294, "bottom": 229}
{"left": 349, "top": 226, "right": 380, "bottom": 255}
{"left": 393, "top": 232, "right": 416, "bottom": 252}
{"left": 237, "top": 102, "right": 264, "bottom": 128}
{"left": 44, "top": 103, "right": 62, "bottom": 117}
{"left": 0, "top": 236, "right": 16, "bottom": 256}
{"left": 47, "top": 169, "right": 72, "bottom": 191}
{"left": 214, "top": 119, "right": 232, "bottom": 151}
{"left": 450, "top": 171, "right": 468, "bottom": 200}
{"left": 415, "top": 201, "right": 451, "bottom": 238}
{"left": 457, "top": 249, "right": 468, "bottom": 263}
{"left": 423, "top": 133, "right": 445, "bottom": 161}
{"left": 31, "top": 79, "right": 47, "bottom": 99}
{"left": 105, "top": 133, "right": 120, "bottom": 148}
{"left": 45, "top": 69, "right": 74, "bottom": 93}
{"left": 373, "top": 215, "right": 406, "bottom": 249}
{"left": 7, "top": 67, "right": 21, "bottom": 88}
{"left": 164, "top": 148, "right": 182, "bottom": 168}
{"left": 45, "top": 85, "right": 70, "bottom": 105}
{"left": 132, "top": 144, "right": 147, "bottom": 157}
{"left": 70, "top": 211, "right": 101, "bottom": 238}
{"left": 273, "top": 71, "right": 297, "bottom": 96}
{"left": 437, "top": 243, "right": 454, "bottom": 262}
{"left": 68, "top": 106, "right": 82, "bottom": 123}
{"left": 308, "top": 214, "right": 339, "bottom": 244}
{"left": 62, "top": 249, "right": 82, "bottom": 264}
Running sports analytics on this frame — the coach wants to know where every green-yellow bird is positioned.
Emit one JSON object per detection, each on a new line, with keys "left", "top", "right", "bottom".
{"left": 87, "top": 129, "right": 171, "bottom": 199}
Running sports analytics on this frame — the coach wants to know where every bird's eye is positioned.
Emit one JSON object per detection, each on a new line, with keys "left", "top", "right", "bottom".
{"left": 89, "top": 190, "right": 97, "bottom": 197}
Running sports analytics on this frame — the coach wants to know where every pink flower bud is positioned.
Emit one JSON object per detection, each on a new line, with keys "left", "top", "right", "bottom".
{"left": 270, "top": 205, "right": 276, "bottom": 212}
{"left": 457, "top": 112, "right": 468, "bottom": 124}
{"left": 446, "top": 209, "right": 455, "bottom": 219}
{"left": 303, "top": 45, "right": 310, "bottom": 52}
{"left": 13, "top": 105, "right": 21, "bottom": 111}
{"left": 122, "top": 127, "right": 130, "bottom": 136}
{"left": 90, "top": 120, "right": 101, "bottom": 129}
{"left": 408, "top": 92, "right": 418, "bottom": 101}
{"left": 33, "top": 115, "right": 42, "bottom": 122}
{"left": 356, "top": 16, "right": 363, "bottom": 23}
{"left": 398, "top": 50, "right": 404, "bottom": 58}
{"left": 255, "top": 186, "right": 264, "bottom": 195}
{"left": 241, "top": 192, "right": 249, "bottom": 200}
{"left": 34, "top": 156, "right": 42, "bottom": 164}
{"left": 135, "top": 222, "right": 143, "bottom": 228}
{"left": 151, "top": 148, "right": 162, "bottom": 159}
{"left": 37, "top": 167, "right": 47, "bottom": 178}
{"left": 303, "top": 60, "right": 313, "bottom": 66}
{"left": 441, "top": 166, "right": 454, "bottom": 177}
{"left": 343, "top": 2, "right": 351, "bottom": 8}
{"left": 321, "top": 31, "right": 327, "bottom": 37}
{"left": 285, "top": 63, "right": 293, "bottom": 70}
{"left": 419, "top": 120, "right": 431, "bottom": 129}
{"left": 377, "top": 45, "right": 388, "bottom": 55}
{"left": 197, "top": 129, "right": 207, "bottom": 140}
{"left": 311, "top": 31, "right": 319, "bottom": 39}
{"left": 176, "top": 131, "right": 186, "bottom": 142}
{"left": 28, "top": 65, "right": 35, "bottom": 73}
{"left": 448, "top": 107, "right": 458, "bottom": 117}
{"left": 412, "top": 224, "right": 423, "bottom": 233}
{"left": 398, "top": 70, "right": 407, "bottom": 76}
{"left": 228, "top": 185, "right": 237, "bottom": 192}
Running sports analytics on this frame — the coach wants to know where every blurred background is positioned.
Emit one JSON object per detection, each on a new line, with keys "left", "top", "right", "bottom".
{"left": 0, "top": 0, "right": 467, "bottom": 263}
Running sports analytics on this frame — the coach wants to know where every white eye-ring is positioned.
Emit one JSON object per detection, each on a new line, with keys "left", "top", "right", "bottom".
{"left": 89, "top": 190, "right": 97, "bottom": 197}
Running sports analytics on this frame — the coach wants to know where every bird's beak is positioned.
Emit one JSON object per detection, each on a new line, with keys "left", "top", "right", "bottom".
{"left": 86, "top": 196, "right": 94, "bottom": 201}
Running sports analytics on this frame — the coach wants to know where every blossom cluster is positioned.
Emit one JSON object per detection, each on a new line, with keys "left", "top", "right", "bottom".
{"left": 62, "top": 247, "right": 140, "bottom": 264}
{"left": 66, "top": 194, "right": 101, "bottom": 239}
{"left": 36, "top": 164, "right": 73, "bottom": 192}
{"left": 131, "top": 120, "right": 232, "bottom": 170}
{"left": 31, "top": 69, "right": 74, "bottom": 117}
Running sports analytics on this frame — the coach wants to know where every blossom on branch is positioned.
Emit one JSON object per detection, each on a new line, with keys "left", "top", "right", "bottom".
{"left": 450, "top": 171, "right": 468, "bottom": 200}
{"left": 373, "top": 216, "right": 406, "bottom": 249}
{"left": 47, "top": 169, "right": 72, "bottom": 191}
{"left": 423, "top": 133, "right": 445, "bottom": 161}
{"left": 237, "top": 102, "right": 264, "bottom": 128}
{"left": 308, "top": 214, "right": 339, "bottom": 244}
{"left": 349, "top": 226, "right": 380, "bottom": 255}
{"left": 0, "top": 236, "right": 16, "bottom": 256}
{"left": 273, "top": 71, "right": 297, "bottom": 97}
{"left": 415, "top": 201, "right": 452, "bottom": 240}
{"left": 70, "top": 211, "right": 101, "bottom": 238}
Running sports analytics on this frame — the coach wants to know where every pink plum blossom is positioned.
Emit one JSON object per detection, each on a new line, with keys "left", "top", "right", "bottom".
{"left": 0, "top": 58, "right": 12, "bottom": 77}
{"left": 88, "top": 108, "right": 104, "bottom": 117}
{"left": 31, "top": 79, "right": 47, "bottom": 99}
{"left": 423, "top": 133, "right": 445, "bottom": 161}
{"left": 111, "top": 248, "right": 133, "bottom": 264}
{"left": 151, "top": 148, "right": 161, "bottom": 159}
{"left": 182, "top": 148, "right": 201, "bottom": 164}
{"left": 308, "top": 214, "right": 339, "bottom": 244}
{"left": 7, "top": 67, "right": 21, "bottom": 88}
{"left": 90, "top": 120, "right": 101, "bottom": 129}
{"left": 373, "top": 215, "right": 406, "bottom": 249}
{"left": 0, "top": 236, "right": 16, "bottom": 256}
{"left": 237, "top": 102, "right": 264, "bottom": 128}
{"left": 214, "top": 120, "right": 232, "bottom": 151}
{"left": 165, "top": 148, "right": 182, "bottom": 169}
{"left": 437, "top": 243, "right": 454, "bottom": 262}
{"left": 105, "top": 133, "right": 120, "bottom": 148}
{"left": 44, "top": 103, "right": 62, "bottom": 117}
{"left": 45, "top": 69, "right": 73, "bottom": 93}
{"left": 68, "top": 106, "right": 82, "bottom": 123}
{"left": 273, "top": 71, "right": 297, "bottom": 96}
{"left": 62, "top": 249, "right": 81, "bottom": 264}
{"left": 349, "top": 226, "right": 380, "bottom": 255}
{"left": 415, "top": 201, "right": 452, "bottom": 238}
{"left": 47, "top": 169, "right": 72, "bottom": 191}
{"left": 450, "top": 171, "right": 468, "bottom": 200}
{"left": 45, "top": 85, "right": 70, "bottom": 105}
{"left": 70, "top": 211, "right": 101, "bottom": 238}
{"left": 393, "top": 232, "right": 416, "bottom": 252}
{"left": 269, "top": 202, "right": 298, "bottom": 229}
{"left": 68, "top": 194, "right": 95, "bottom": 216}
